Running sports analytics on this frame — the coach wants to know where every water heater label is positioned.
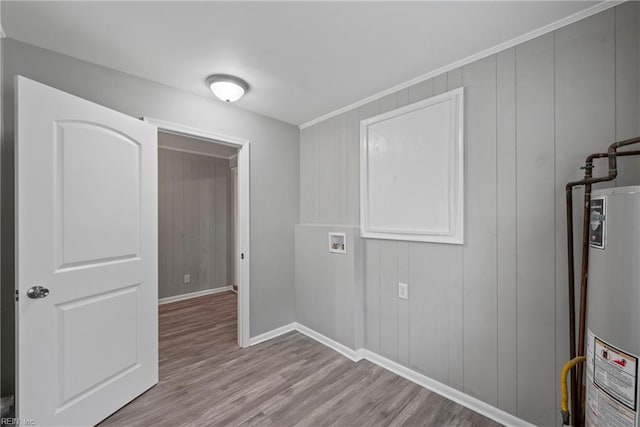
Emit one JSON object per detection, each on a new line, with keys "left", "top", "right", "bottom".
{"left": 590, "top": 198, "right": 606, "bottom": 250}
{"left": 586, "top": 330, "right": 638, "bottom": 427}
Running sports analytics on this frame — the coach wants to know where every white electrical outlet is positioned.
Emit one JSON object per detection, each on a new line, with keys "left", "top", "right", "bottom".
{"left": 398, "top": 282, "right": 408, "bottom": 300}
{"left": 184, "top": 274, "right": 191, "bottom": 284}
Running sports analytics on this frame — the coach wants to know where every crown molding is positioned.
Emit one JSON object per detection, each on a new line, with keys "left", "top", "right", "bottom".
{"left": 299, "top": 0, "right": 624, "bottom": 129}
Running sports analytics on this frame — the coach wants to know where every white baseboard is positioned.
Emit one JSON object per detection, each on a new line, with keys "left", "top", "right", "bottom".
{"left": 249, "top": 322, "right": 296, "bottom": 346}
{"left": 251, "top": 322, "right": 533, "bottom": 427}
{"left": 361, "top": 350, "right": 534, "bottom": 427}
{"left": 294, "top": 322, "right": 364, "bottom": 362}
{"left": 158, "top": 286, "right": 233, "bottom": 305}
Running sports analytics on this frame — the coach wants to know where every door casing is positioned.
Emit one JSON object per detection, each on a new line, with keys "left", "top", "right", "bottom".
{"left": 143, "top": 117, "right": 251, "bottom": 348}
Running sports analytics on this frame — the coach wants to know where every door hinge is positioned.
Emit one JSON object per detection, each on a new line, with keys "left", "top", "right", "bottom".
{"left": 15, "top": 290, "right": 19, "bottom": 302}
{"left": 241, "top": 253, "right": 245, "bottom": 260}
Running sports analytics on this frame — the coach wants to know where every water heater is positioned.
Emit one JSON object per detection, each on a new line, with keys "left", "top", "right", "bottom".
{"left": 585, "top": 186, "right": 640, "bottom": 426}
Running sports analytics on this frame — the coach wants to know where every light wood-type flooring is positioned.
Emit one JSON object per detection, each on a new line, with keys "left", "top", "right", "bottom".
{"left": 100, "top": 291, "right": 502, "bottom": 426}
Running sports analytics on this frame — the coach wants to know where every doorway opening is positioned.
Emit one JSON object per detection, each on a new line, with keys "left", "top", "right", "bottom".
{"left": 145, "top": 118, "right": 250, "bottom": 348}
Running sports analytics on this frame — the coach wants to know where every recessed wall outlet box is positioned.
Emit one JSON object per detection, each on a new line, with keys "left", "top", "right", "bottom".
{"left": 184, "top": 274, "right": 191, "bottom": 284}
{"left": 329, "top": 232, "right": 347, "bottom": 254}
{"left": 398, "top": 282, "right": 409, "bottom": 300}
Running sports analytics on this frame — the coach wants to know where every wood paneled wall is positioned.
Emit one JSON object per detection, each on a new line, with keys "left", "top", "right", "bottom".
{"left": 158, "top": 149, "right": 232, "bottom": 299}
{"left": 297, "top": 4, "right": 640, "bottom": 425}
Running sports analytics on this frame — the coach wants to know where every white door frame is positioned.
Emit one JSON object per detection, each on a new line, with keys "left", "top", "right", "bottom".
{"left": 230, "top": 165, "right": 238, "bottom": 291}
{"left": 143, "top": 117, "right": 250, "bottom": 348}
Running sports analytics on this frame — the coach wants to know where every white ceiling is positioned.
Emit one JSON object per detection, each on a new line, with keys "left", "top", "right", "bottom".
{"left": 3, "top": 1, "right": 599, "bottom": 126}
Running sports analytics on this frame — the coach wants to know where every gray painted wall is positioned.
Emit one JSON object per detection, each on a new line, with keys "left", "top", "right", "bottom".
{"left": 158, "top": 148, "right": 231, "bottom": 299}
{"left": 1, "top": 38, "right": 299, "bottom": 395}
{"left": 296, "top": 4, "right": 640, "bottom": 426}
{"left": 295, "top": 225, "right": 364, "bottom": 350}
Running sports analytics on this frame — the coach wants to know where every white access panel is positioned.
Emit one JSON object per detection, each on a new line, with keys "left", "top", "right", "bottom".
{"left": 360, "top": 88, "right": 464, "bottom": 244}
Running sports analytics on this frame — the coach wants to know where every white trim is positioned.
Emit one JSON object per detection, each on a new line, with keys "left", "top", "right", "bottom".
{"left": 252, "top": 322, "right": 533, "bottom": 426}
{"left": 362, "top": 350, "right": 534, "bottom": 427}
{"left": 249, "top": 322, "right": 296, "bottom": 346}
{"left": 144, "top": 116, "right": 251, "bottom": 349}
{"left": 144, "top": 117, "right": 249, "bottom": 147}
{"left": 360, "top": 88, "right": 464, "bottom": 245}
{"left": 294, "top": 323, "right": 364, "bottom": 362}
{"left": 299, "top": 0, "right": 622, "bottom": 129}
{"left": 158, "top": 286, "right": 233, "bottom": 305}
{"left": 237, "top": 143, "right": 250, "bottom": 348}
{"left": 158, "top": 145, "right": 234, "bottom": 160}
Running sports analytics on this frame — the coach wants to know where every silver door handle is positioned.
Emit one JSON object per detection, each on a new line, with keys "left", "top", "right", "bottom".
{"left": 27, "top": 285, "right": 49, "bottom": 299}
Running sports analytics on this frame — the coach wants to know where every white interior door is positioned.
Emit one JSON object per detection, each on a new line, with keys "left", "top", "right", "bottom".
{"left": 16, "top": 76, "right": 158, "bottom": 425}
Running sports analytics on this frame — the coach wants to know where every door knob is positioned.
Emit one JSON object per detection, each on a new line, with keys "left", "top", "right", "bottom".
{"left": 27, "top": 285, "right": 49, "bottom": 299}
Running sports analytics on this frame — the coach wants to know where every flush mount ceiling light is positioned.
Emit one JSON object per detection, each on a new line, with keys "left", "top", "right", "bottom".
{"left": 206, "top": 74, "right": 249, "bottom": 103}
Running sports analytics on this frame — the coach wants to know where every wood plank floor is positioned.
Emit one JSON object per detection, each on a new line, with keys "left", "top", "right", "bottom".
{"left": 100, "top": 292, "right": 502, "bottom": 426}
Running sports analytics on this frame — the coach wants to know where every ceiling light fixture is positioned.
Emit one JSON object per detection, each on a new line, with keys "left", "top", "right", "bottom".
{"left": 206, "top": 74, "right": 249, "bottom": 103}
